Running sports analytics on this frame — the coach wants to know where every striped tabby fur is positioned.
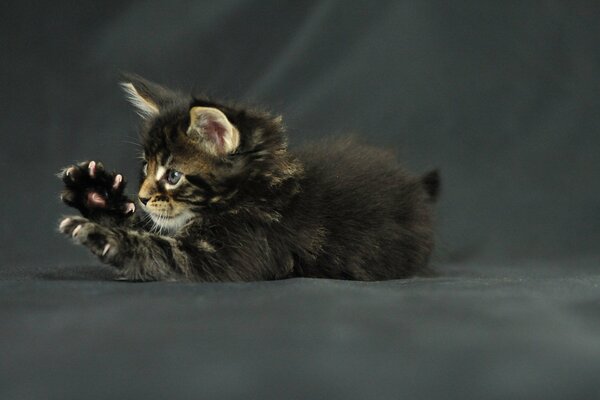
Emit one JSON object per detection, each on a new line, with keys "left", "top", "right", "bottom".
{"left": 58, "top": 74, "right": 440, "bottom": 282}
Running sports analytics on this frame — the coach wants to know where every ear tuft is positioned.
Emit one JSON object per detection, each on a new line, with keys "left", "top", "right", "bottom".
{"left": 120, "top": 82, "right": 160, "bottom": 119}
{"left": 119, "top": 73, "right": 179, "bottom": 119}
{"left": 187, "top": 107, "right": 240, "bottom": 156}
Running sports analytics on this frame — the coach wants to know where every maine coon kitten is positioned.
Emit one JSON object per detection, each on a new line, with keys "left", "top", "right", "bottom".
{"left": 58, "top": 74, "right": 440, "bottom": 282}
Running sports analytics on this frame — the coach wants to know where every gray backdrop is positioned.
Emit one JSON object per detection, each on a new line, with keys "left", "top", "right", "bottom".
{"left": 1, "top": 1, "right": 600, "bottom": 399}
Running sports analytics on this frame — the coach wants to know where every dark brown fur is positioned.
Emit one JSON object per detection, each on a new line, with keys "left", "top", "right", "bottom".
{"left": 58, "top": 74, "right": 439, "bottom": 282}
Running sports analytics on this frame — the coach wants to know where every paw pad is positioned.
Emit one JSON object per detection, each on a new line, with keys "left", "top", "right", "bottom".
{"left": 88, "top": 161, "right": 97, "bottom": 177}
{"left": 59, "top": 160, "right": 134, "bottom": 219}
{"left": 87, "top": 192, "right": 107, "bottom": 208}
{"left": 113, "top": 174, "right": 123, "bottom": 189}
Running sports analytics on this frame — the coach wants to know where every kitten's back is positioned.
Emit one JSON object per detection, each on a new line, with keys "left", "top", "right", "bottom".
{"left": 288, "top": 138, "right": 438, "bottom": 280}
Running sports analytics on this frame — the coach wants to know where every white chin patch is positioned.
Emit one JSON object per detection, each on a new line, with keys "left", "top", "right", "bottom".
{"left": 149, "top": 211, "right": 194, "bottom": 233}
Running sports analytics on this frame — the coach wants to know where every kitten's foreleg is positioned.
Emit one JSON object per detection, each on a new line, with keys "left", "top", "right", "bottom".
{"left": 59, "top": 216, "right": 193, "bottom": 281}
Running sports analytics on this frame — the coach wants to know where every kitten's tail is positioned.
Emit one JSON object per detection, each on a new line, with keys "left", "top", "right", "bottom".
{"left": 421, "top": 169, "right": 441, "bottom": 202}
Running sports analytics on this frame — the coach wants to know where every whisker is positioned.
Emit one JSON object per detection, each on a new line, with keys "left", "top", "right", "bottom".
{"left": 122, "top": 140, "right": 142, "bottom": 148}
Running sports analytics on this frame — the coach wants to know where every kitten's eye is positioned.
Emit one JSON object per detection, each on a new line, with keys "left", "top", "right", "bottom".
{"left": 166, "top": 169, "right": 182, "bottom": 185}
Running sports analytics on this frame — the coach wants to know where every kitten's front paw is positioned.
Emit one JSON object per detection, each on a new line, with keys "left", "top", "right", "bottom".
{"left": 59, "top": 216, "right": 120, "bottom": 262}
{"left": 60, "top": 161, "right": 136, "bottom": 219}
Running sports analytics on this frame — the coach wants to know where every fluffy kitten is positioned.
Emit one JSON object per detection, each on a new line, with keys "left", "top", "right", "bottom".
{"left": 58, "top": 74, "right": 440, "bottom": 282}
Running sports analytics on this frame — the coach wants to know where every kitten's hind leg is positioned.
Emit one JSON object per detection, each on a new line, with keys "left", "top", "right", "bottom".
{"left": 60, "top": 161, "right": 136, "bottom": 223}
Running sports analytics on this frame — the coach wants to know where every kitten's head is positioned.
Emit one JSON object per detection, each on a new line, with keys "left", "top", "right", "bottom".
{"left": 121, "top": 74, "right": 299, "bottom": 232}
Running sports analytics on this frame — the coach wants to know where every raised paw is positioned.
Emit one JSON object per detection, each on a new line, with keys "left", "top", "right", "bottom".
{"left": 59, "top": 216, "right": 119, "bottom": 261}
{"left": 59, "top": 161, "right": 136, "bottom": 220}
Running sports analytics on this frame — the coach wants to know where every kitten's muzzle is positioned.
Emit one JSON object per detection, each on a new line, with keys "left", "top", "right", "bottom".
{"left": 139, "top": 196, "right": 150, "bottom": 205}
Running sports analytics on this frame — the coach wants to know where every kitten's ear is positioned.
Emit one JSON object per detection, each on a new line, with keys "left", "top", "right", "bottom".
{"left": 119, "top": 73, "right": 177, "bottom": 119}
{"left": 187, "top": 107, "right": 240, "bottom": 156}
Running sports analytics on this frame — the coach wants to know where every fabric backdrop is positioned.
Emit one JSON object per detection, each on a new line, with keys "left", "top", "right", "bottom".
{"left": 1, "top": 1, "right": 599, "bottom": 399}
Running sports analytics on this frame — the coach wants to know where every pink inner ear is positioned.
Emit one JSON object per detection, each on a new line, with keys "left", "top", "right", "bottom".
{"left": 204, "top": 120, "right": 226, "bottom": 148}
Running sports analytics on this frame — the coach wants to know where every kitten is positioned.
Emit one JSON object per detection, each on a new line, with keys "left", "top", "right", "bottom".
{"left": 58, "top": 74, "right": 440, "bottom": 282}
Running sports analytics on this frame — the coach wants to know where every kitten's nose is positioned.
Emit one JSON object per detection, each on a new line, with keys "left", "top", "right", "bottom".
{"left": 139, "top": 196, "right": 150, "bottom": 205}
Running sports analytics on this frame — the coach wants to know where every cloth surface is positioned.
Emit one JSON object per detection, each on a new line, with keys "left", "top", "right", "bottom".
{"left": 3, "top": 261, "right": 600, "bottom": 399}
{"left": 1, "top": 1, "right": 599, "bottom": 398}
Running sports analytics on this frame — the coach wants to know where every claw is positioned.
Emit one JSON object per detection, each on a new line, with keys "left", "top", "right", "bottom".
{"left": 113, "top": 174, "right": 123, "bottom": 190}
{"left": 72, "top": 224, "right": 82, "bottom": 237}
{"left": 124, "top": 202, "right": 135, "bottom": 214}
{"left": 88, "top": 161, "right": 96, "bottom": 178}
{"left": 59, "top": 166, "right": 76, "bottom": 181}
{"left": 102, "top": 243, "right": 111, "bottom": 256}
{"left": 59, "top": 218, "right": 72, "bottom": 231}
